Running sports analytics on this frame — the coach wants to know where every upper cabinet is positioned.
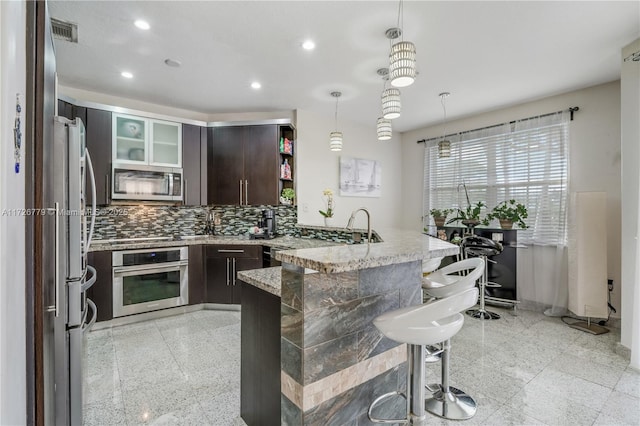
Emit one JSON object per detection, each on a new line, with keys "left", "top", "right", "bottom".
{"left": 182, "top": 124, "right": 207, "bottom": 206}
{"left": 113, "top": 113, "right": 182, "bottom": 167}
{"left": 208, "top": 124, "right": 288, "bottom": 206}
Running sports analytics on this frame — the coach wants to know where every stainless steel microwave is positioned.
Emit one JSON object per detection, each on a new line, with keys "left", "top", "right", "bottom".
{"left": 112, "top": 164, "right": 183, "bottom": 202}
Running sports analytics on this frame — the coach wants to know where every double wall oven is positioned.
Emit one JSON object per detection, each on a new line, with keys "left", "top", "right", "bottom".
{"left": 112, "top": 247, "right": 189, "bottom": 317}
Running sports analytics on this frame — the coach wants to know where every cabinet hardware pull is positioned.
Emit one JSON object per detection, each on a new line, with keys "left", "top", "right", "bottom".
{"left": 226, "top": 258, "right": 230, "bottom": 286}
{"left": 239, "top": 180, "right": 243, "bottom": 205}
{"left": 245, "top": 180, "right": 248, "bottom": 205}
{"left": 217, "top": 249, "right": 245, "bottom": 253}
{"left": 232, "top": 258, "right": 237, "bottom": 286}
{"left": 106, "top": 174, "right": 111, "bottom": 205}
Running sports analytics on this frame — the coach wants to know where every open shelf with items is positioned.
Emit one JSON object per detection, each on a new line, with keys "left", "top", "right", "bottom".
{"left": 278, "top": 124, "right": 295, "bottom": 205}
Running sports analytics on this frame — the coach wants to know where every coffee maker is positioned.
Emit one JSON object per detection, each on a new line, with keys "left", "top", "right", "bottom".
{"left": 262, "top": 209, "right": 277, "bottom": 238}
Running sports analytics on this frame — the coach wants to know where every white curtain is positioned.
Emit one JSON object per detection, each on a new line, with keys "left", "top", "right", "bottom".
{"left": 423, "top": 111, "right": 571, "bottom": 314}
{"left": 514, "top": 111, "right": 570, "bottom": 316}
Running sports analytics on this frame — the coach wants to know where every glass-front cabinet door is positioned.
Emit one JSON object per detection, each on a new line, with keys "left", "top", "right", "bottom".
{"left": 150, "top": 120, "right": 182, "bottom": 166}
{"left": 113, "top": 114, "right": 148, "bottom": 163}
{"left": 112, "top": 114, "right": 182, "bottom": 167}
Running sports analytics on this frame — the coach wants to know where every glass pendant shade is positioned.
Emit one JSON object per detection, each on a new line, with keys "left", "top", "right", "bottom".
{"left": 329, "top": 131, "right": 343, "bottom": 151}
{"left": 381, "top": 88, "right": 401, "bottom": 120}
{"left": 438, "top": 139, "right": 451, "bottom": 158}
{"left": 376, "top": 118, "right": 392, "bottom": 141}
{"left": 389, "top": 41, "right": 416, "bottom": 88}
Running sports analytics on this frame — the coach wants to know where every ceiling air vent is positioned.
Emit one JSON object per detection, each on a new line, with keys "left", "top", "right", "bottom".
{"left": 51, "top": 18, "right": 78, "bottom": 43}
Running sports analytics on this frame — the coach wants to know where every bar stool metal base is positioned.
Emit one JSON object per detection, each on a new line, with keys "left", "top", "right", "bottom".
{"left": 425, "top": 385, "right": 477, "bottom": 420}
{"left": 466, "top": 308, "right": 501, "bottom": 320}
{"left": 425, "top": 345, "right": 441, "bottom": 363}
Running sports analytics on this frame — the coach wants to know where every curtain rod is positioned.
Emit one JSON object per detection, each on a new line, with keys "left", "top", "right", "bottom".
{"left": 416, "top": 106, "right": 579, "bottom": 145}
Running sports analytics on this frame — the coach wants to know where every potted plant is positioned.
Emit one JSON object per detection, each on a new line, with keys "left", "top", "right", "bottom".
{"left": 318, "top": 188, "right": 335, "bottom": 226}
{"left": 280, "top": 188, "right": 295, "bottom": 205}
{"left": 429, "top": 208, "right": 452, "bottom": 227}
{"left": 487, "top": 199, "right": 528, "bottom": 229}
{"left": 447, "top": 201, "right": 487, "bottom": 228}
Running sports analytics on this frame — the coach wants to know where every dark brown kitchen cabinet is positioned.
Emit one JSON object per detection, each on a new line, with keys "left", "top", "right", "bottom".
{"left": 182, "top": 124, "right": 207, "bottom": 205}
{"left": 87, "top": 251, "right": 113, "bottom": 322}
{"left": 188, "top": 245, "right": 205, "bottom": 305}
{"left": 85, "top": 108, "right": 112, "bottom": 205}
{"left": 57, "top": 100, "right": 112, "bottom": 205}
{"left": 207, "top": 125, "right": 280, "bottom": 205}
{"left": 205, "top": 245, "right": 262, "bottom": 304}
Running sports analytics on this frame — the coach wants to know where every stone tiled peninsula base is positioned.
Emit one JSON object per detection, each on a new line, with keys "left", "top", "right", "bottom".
{"left": 238, "top": 232, "right": 459, "bottom": 425}
{"left": 280, "top": 260, "right": 422, "bottom": 424}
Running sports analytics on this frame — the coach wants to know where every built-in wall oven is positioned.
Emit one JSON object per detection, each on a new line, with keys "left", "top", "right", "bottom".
{"left": 112, "top": 247, "right": 189, "bottom": 317}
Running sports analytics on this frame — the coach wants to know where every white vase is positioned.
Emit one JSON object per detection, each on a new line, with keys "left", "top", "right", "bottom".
{"left": 324, "top": 217, "right": 334, "bottom": 227}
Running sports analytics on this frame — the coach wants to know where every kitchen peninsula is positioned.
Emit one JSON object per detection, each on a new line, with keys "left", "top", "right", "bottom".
{"left": 238, "top": 230, "right": 458, "bottom": 425}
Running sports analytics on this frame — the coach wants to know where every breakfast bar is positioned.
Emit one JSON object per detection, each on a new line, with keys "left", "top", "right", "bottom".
{"left": 238, "top": 231, "right": 458, "bottom": 425}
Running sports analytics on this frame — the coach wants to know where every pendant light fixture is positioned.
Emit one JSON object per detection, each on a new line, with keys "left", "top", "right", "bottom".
{"left": 378, "top": 67, "right": 401, "bottom": 120}
{"left": 376, "top": 68, "right": 393, "bottom": 140}
{"left": 438, "top": 92, "right": 451, "bottom": 158}
{"left": 377, "top": 117, "right": 392, "bottom": 141}
{"left": 329, "top": 91, "right": 343, "bottom": 151}
{"left": 388, "top": 0, "right": 416, "bottom": 88}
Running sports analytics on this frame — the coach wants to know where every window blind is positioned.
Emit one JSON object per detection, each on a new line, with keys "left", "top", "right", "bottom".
{"left": 424, "top": 112, "right": 569, "bottom": 245}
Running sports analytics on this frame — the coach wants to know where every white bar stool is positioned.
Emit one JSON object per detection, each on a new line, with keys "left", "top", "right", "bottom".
{"left": 421, "top": 256, "right": 444, "bottom": 363}
{"left": 367, "top": 287, "right": 479, "bottom": 424}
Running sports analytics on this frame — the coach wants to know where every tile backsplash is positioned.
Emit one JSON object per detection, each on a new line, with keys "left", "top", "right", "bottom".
{"left": 92, "top": 205, "right": 372, "bottom": 244}
{"left": 92, "top": 204, "right": 297, "bottom": 241}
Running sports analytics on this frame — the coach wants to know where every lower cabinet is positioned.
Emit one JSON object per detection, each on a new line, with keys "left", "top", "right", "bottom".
{"left": 87, "top": 251, "right": 113, "bottom": 322}
{"left": 188, "top": 245, "right": 206, "bottom": 305}
{"left": 205, "top": 245, "right": 262, "bottom": 304}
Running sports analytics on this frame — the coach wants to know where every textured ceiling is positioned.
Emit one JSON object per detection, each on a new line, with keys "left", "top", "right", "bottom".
{"left": 49, "top": 1, "right": 640, "bottom": 132}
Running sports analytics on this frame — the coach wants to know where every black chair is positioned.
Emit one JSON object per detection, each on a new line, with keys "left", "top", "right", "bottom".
{"left": 461, "top": 236, "right": 503, "bottom": 320}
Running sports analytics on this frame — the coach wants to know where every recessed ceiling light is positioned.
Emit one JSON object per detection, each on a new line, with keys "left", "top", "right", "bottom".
{"left": 134, "top": 20, "right": 150, "bottom": 30}
{"left": 121, "top": 71, "right": 133, "bottom": 79}
{"left": 164, "top": 58, "right": 181, "bottom": 68}
{"left": 251, "top": 81, "right": 261, "bottom": 89}
{"left": 302, "top": 40, "right": 315, "bottom": 50}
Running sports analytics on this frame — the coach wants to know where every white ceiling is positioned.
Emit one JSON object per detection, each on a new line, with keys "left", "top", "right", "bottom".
{"left": 49, "top": 1, "right": 639, "bottom": 132}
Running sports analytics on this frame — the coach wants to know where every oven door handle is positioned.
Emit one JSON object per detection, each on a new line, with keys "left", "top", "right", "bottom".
{"left": 113, "top": 261, "right": 188, "bottom": 275}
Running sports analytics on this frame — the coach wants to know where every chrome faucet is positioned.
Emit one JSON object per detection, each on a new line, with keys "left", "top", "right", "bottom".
{"left": 346, "top": 207, "right": 372, "bottom": 243}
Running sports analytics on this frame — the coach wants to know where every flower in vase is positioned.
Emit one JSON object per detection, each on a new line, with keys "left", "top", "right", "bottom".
{"left": 319, "top": 189, "right": 334, "bottom": 218}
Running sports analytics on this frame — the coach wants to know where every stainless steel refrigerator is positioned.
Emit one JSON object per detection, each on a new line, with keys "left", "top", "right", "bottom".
{"left": 45, "top": 116, "right": 97, "bottom": 425}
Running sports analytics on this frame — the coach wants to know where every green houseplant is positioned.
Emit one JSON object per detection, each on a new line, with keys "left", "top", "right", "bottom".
{"left": 487, "top": 199, "right": 528, "bottom": 229}
{"left": 280, "top": 188, "right": 295, "bottom": 205}
{"left": 429, "top": 208, "right": 452, "bottom": 227}
{"left": 447, "top": 201, "right": 487, "bottom": 228}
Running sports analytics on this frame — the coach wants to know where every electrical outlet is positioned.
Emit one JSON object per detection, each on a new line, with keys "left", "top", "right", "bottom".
{"left": 608, "top": 279, "right": 614, "bottom": 291}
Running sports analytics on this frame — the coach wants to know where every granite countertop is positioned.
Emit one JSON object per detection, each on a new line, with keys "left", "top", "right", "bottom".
{"left": 237, "top": 267, "right": 282, "bottom": 297}
{"left": 275, "top": 228, "right": 459, "bottom": 273}
{"left": 89, "top": 235, "right": 338, "bottom": 252}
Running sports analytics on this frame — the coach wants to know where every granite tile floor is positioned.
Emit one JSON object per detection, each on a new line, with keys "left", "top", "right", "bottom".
{"left": 84, "top": 307, "right": 639, "bottom": 426}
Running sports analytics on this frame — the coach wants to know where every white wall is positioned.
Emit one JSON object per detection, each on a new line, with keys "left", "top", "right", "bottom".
{"left": 620, "top": 39, "right": 640, "bottom": 361}
{"left": 295, "top": 109, "right": 403, "bottom": 230}
{"left": 401, "top": 81, "right": 622, "bottom": 317}
{"left": 0, "top": 1, "right": 27, "bottom": 424}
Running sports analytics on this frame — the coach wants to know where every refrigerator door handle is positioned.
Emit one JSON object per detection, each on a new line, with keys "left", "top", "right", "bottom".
{"left": 81, "top": 265, "right": 97, "bottom": 292}
{"left": 46, "top": 202, "right": 60, "bottom": 317}
{"left": 83, "top": 298, "right": 97, "bottom": 332}
{"left": 84, "top": 149, "right": 97, "bottom": 255}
